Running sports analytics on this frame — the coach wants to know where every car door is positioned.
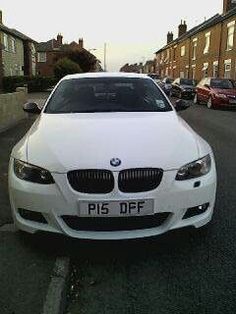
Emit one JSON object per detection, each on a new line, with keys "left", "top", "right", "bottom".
{"left": 172, "top": 78, "right": 180, "bottom": 96}
{"left": 201, "top": 78, "right": 211, "bottom": 103}
{"left": 196, "top": 79, "right": 205, "bottom": 102}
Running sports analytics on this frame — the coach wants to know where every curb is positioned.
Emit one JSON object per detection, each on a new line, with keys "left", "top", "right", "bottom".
{"left": 42, "top": 256, "right": 70, "bottom": 314}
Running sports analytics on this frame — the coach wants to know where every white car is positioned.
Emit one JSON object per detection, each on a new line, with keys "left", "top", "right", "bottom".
{"left": 8, "top": 73, "right": 217, "bottom": 240}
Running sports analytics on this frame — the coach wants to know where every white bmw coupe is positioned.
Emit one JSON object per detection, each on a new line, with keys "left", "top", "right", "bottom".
{"left": 8, "top": 73, "right": 217, "bottom": 240}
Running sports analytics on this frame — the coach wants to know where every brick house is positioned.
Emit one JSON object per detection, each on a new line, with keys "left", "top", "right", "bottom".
{"left": 36, "top": 35, "right": 98, "bottom": 76}
{"left": 0, "top": 10, "right": 37, "bottom": 84}
{"left": 154, "top": 0, "right": 236, "bottom": 82}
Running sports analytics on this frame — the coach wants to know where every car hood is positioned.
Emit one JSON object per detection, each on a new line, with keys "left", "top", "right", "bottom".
{"left": 213, "top": 88, "right": 236, "bottom": 96}
{"left": 12, "top": 112, "right": 211, "bottom": 173}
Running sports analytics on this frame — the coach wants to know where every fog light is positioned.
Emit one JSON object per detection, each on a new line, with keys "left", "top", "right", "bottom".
{"left": 183, "top": 203, "right": 209, "bottom": 219}
{"left": 18, "top": 208, "right": 47, "bottom": 224}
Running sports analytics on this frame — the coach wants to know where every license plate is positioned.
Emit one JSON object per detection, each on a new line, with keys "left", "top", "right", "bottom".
{"left": 229, "top": 99, "right": 236, "bottom": 104}
{"left": 79, "top": 199, "right": 154, "bottom": 217}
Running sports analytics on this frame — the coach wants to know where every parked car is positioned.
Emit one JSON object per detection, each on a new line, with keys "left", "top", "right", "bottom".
{"left": 9, "top": 73, "right": 216, "bottom": 240}
{"left": 171, "top": 78, "right": 197, "bottom": 99}
{"left": 148, "top": 73, "right": 160, "bottom": 83}
{"left": 194, "top": 77, "right": 236, "bottom": 109}
{"left": 158, "top": 77, "right": 173, "bottom": 96}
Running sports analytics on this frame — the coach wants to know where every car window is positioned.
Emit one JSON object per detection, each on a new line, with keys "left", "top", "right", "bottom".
{"left": 45, "top": 78, "right": 173, "bottom": 114}
{"left": 210, "top": 79, "right": 234, "bottom": 89}
{"left": 180, "top": 79, "right": 196, "bottom": 86}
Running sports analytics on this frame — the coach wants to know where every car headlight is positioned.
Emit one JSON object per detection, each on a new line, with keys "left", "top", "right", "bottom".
{"left": 215, "top": 93, "right": 227, "bottom": 98}
{"left": 13, "top": 159, "right": 54, "bottom": 184}
{"left": 176, "top": 155, "right": 211, "bottom": 181}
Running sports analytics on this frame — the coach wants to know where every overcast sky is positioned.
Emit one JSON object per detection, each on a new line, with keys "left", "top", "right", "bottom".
{"left": 0, "top": 0, "right": 223, "bottom": 71}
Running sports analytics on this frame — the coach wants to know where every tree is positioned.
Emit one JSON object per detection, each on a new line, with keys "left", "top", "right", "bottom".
{"left": 54, "top": 58, "right": 82, "bottom": 80}
{"left": 67, "top": 48, "right": 97, "bottom": 72}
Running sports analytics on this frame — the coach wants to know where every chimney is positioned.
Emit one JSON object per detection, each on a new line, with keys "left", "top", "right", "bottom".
{"left": 78, "top": 38, "right": 84, "bottom": 49}
{"left": 56, "top": 33, "right": 63, "bottom": 46}
{"left": 0, "top": 10, "right": 3, "bottom": 24}
{"left": 167, "top": 32, "right": 173, "bottom": 44}
{"left": 223, "top": 0, "right": 236, "bottom": 14}
{"left": 178, "top": 20, "right": 187, "bottom": 37}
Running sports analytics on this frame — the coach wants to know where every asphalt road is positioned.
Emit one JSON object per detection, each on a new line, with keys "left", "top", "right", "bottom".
{"left": 65, "top": 103, "right": 236, "bottom": 314}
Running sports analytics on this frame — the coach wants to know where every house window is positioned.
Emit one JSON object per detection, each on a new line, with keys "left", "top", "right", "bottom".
{"left": 224, "top": 59, "right": 231, "bottom": 78}
{"left": 10, "top": 37, "right": 16, "bottom": 53}
{"left": 213, "top": 61, "right": 219, "bottom": 78}
{"left": 203, "top": 32, "right": 211, "bottom": 54}
{"left": 37, "top": 52, "right": 47, "bottom": 63}
{"left": 202, "top": 63, "right": 209, "bottom": 78}
{"left": 3, "top": 34, "right": 9, "bottom": 51}
{"left": 192, "top": 38, "right": 197, "bottom": 60}
{"left": 165, "top": 67, "right": 169, "bottom": 76}
{"left": 192, "top": 65, "right": 196, "bottom": 80}
{"left": 173, "top": 46, "right": 177, "bottom": 61}
{"left": 226, "top": 21, "right": 235, "bottom": 51}
{"left": 180, "top": 46, "right": 185, "bottom": 57}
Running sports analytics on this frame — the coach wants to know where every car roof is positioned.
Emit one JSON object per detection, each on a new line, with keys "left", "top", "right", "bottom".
{"left": 62, "top": 72, "right": 150, "bottom": 81}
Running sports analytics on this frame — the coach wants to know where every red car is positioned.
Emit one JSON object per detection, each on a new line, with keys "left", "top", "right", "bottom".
{"left": 194, "top": 78, "right": 236, "bottom": 109}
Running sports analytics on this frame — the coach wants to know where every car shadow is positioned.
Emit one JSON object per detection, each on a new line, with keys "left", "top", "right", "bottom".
{"left": 18, "top": 224, "right": 213, "bottom": 263}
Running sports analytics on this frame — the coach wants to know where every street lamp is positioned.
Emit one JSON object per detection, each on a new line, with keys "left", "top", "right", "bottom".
{"left": 104, "top": 43, "right": 107, "bottom": 72}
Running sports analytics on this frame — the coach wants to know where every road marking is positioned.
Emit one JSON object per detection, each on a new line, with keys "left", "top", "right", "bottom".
{"left": 42, "top": 256, "right": 70, "bottom": 314}
{"left": 0, "top": 223, "right": 17, "bottom": 232}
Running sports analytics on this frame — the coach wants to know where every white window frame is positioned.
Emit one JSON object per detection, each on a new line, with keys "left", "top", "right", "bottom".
{"left": 192, "top": 65, "right": 196, "bottom": 80}
{"left": 203, "top": 32, "right": 211, "bottom": 54}
{"left": 10, "top": 37, "right": 16, "bottom": 53}
{"left": 213, "top": 61, "right": 219, "bottom": 78}
{"left": 180, "top": 45, "right": 186, "bottom": 57}
{"left": 3, "top": 33, "right": 9, "bottom": 51}
{"left": 192, "top": 38, "right": 198, "bottom": 60}
{"left": 37, "top": 52, "right": 47, "bottom": 63}
{"left": 202, "top": 62, "right": 209, "bottom": 78}
{"left": 226, "top": 21, "right": 235, "bottom": 51}
{"left": 224, "top": 59, "right": 232, "bottom": 78}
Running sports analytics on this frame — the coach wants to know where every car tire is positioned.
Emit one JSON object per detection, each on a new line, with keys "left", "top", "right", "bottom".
{"left": 207, "top": 97, "right": 214, "bottom": 109}
{"left": 193, "top": 94, "right": 199, "bottom": 105}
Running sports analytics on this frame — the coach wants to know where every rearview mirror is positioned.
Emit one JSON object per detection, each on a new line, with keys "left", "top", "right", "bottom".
{"left": 23, "top": 102, "right": 41, "bottom": 114}
{"left": 174, "top": 99, "right": 190, "bottom": 112}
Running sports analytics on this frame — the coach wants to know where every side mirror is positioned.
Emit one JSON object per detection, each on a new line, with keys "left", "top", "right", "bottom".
{"left": 23, "top": 102, "right": 41, "bottom": 114}
{"left": 175, "top": 99, "right": 190, "bottom": 112}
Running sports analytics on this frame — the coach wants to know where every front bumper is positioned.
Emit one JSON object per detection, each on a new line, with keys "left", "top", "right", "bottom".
{"left": 8, "top": 157, "right": 217, "bottom": 240}
{"left": 213, "top": 97, "right": 236, "bottom": 107}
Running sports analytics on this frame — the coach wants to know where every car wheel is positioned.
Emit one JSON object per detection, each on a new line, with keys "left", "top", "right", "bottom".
{"left": 207, "top": 97, "right": 214, "bottom": 109}
{"left": 193, "top": 94, "right": 199, "bottom": 105}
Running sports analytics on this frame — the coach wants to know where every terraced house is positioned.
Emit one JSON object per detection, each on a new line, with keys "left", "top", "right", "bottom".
{"left": 0, "top": 10, "right": 37, "bottom": 88}
{"left": 155, "top": 0, "right": 236, "bottom": 82}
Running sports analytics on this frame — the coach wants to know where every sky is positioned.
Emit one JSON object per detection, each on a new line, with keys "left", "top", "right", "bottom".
{"left": 0, "top": 0, "right": 223, "bottom": 71}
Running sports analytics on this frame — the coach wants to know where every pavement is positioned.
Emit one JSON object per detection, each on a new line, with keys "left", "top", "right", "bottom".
{"left": 0, "top": 91, "right": 56, "bottom": 314}
{"left": 65, "top": 103, "right": 236, "bottom": 314}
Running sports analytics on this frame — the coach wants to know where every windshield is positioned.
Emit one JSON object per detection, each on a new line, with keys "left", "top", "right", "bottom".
{"left": 211, "top": 79, "right": 234, "bottom": 89}
{"left": 180, "top": 79, "right": 196, "bottom": 86}
{"left": 45, "top": 78, "right": 172, "bottom": 113}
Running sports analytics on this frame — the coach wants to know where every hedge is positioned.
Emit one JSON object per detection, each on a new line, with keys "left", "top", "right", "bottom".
{"left": 2, "top": 76, "right": 58, "bottom": 93}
